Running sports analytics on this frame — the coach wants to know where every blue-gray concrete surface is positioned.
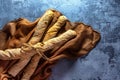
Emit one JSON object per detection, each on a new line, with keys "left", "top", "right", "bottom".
{"left": 0, "top": 0, "right": 120, "bottom": 80}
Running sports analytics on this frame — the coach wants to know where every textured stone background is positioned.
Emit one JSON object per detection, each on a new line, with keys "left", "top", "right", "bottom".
{"left": 0, "top": 0, "right": 120, "bottom": 80}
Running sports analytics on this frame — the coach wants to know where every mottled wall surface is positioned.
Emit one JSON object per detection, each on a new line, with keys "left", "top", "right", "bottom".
{"left": 0, "top": 0, "right": 120, "bottom": 80}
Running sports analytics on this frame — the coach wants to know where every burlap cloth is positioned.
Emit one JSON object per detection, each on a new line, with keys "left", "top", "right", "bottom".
{"left": 0, "top": 9, "right": 100, "bottom": 80}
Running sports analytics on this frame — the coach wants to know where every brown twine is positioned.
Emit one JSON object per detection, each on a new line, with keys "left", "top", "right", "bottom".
{"left": 21, "top": 43, "right": 49, "bottom": 61}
